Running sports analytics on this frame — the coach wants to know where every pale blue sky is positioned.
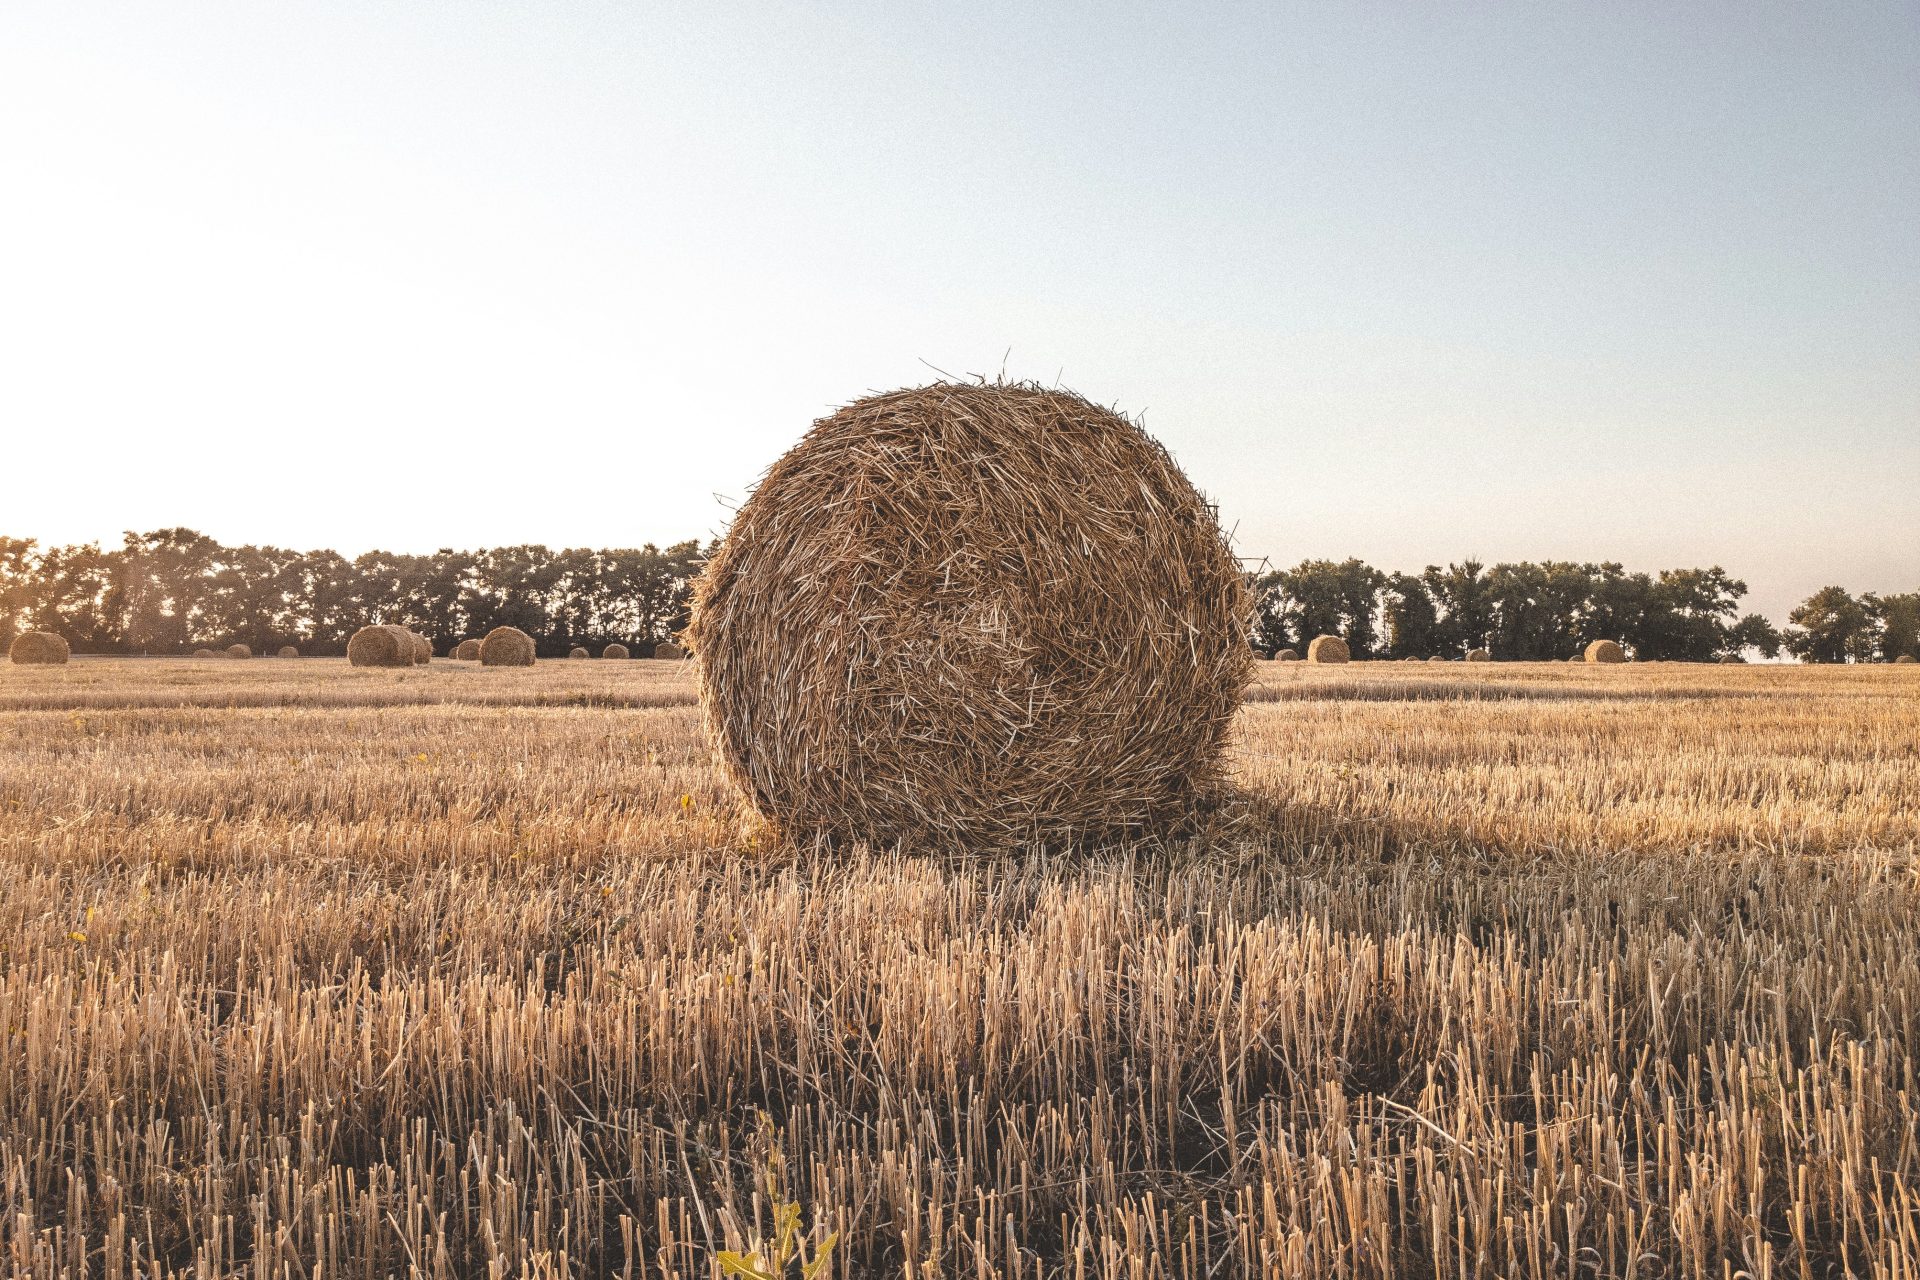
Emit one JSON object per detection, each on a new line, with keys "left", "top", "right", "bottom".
{"left": 3, "top": 2, "right": 1915, "bottom": 621}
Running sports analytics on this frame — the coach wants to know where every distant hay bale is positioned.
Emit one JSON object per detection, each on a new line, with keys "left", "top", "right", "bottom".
{"left": 602, "top": 643, "right": 630, "bottom": 660}
{"left": 1273, "top": 649, "right": 1300, "bottom": 662}
{"left": 1427, "top": 656, "right": 1447, "bottom": 663}
{"left": 347, "top": 624, "right": 415, "bottom": 668}
{"left": 226, "top": 643, "right": 252, "bottom": 660}
{"left": 569, "top": 646, "right": 589, "bottom": 659}
{"left": 454, "top": 639, "right": 483, "bottom": 661}
{"left": 409, "top": 632, "right": 432, "bottom": 664}
{"left": 653, "top": 641, "right": 687, "bottom": 660}
{"left": 9, "top": 631, "right": 70, "bottom": 665}
{"left": 1306, "top": 635, "right": 1350, "bottom": 664}
{"left": 1585, "top": 639, "right": 1627, "bottom": 664}
{"left": 1403, "top": 656, "right": 1421, "bottom": 662}
{"left": 689, "top": 381, "right": 1252, "bottom": 849}
{"left": 1465, "top": 648, "right": 1490, "bottom": 663}
{"left": 1896, "top": 654, "right": 1916, "bottom": 665}
{"left": 193, "top": 648, "right": 217, "bottom": 659}
{"left": 1718, "top": 654, "right": 1745, "bottom": 665}
{"left": 480, "top": 626, "right": 536, "bottom": 667}
{"left": 277, "top": 645, "right": 299, "bottom": 659}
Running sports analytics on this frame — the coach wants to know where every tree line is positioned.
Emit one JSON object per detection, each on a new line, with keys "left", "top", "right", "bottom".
{"left": 1, "top": 530, "right": 1913, "bottom": 662}
{"left": 0, "top": 530, "right": 707, "bottom": 658}
{"left": 1252, "top": 559, "right": 1916, "bottom": 662}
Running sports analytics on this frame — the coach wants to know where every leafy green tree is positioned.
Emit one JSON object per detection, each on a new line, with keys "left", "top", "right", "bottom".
{"left": 1381, "top": 572, "right": 1441, "bottom": 658}
{"left": 1422, "top": 560, "right": 1491, "bottom": 656}
{"left": 1869, "top": 592, "right": 1919, "bottom": 662}
{"left": 1784, "top": 586, "right": 1878, "bottom": 663}
{"left": 0, "top": 537, "right": 40, "bottom": 645}
{"left": 1256, "top": 558, "right": 1387, "bottom": 657}
{"left": 1728, "top": 613, "right": 1782, "bottom": 659}
{"left": 1638, "top": 566, "right": 1749, "bottom": 661}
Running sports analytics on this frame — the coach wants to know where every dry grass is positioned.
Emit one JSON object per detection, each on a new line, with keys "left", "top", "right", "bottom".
{"left": 2, "top": 658, "right": 1917, "bottom": 1278}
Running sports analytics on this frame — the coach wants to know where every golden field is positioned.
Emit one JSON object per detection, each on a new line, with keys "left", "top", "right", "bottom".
{"left": 2, "top": 657, "right": 1917, "bottom": 1278}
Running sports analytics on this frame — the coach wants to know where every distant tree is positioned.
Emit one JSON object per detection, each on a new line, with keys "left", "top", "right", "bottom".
{"left": 1869, "top": 592, "right": 1919, "bottom": 662}
{"left": 0, "top": 537, "right": 40, "bottom": 645}
{"left": 1728, "top": 613, "right": 1782, "bottom": 660}
{"left": 1638, "top": 566, "right": 1751, "bottom": 662}
{"left": 1422, "top": 560, "right": 1491, "bottom": 656}
{"left": 1784, "top": 586, "right": 1878, "bottom": 663}
{"left": 1257, "top": 559, "right": 1387, "bottom": 657}
{"left": 1381, "top": 572, "right": 1441, "bottom": 658}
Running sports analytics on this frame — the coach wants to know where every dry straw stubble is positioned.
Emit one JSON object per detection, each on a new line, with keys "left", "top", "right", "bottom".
{"left": 690, "top": 381, "right": 1252, "bottom": 850}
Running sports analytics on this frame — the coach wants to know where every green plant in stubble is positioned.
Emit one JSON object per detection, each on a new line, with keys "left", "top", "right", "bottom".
{"left": 715, "top": 1138, "right": 838, "bottom": 1280}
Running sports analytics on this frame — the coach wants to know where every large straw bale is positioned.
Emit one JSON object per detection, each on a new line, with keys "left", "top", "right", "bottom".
{"left": 1465, "top": 648, "right": 1490, "bottom": 663}
{"left": 1585, "top": 639, "right": 1627, "bottom": 664}
{"left": 480, "top": 626, "right": 536, "bottom": 667}
{"left": 689, "top": 382, "right": 1252, "bottom": 849}
{"left": 9, "top": 632, "right": 69, "bottom": 665}
{"left": 653, "top": 642, "right": 687, "bottom": 660}
{"left": 603, "top": 643, "right": 630, "bottom": 660}
{"left": 454, "top": 639, "right": 482, "bottom": 661}
{"left": 226, "top": 643, "right": 252, "bottom": 659}
{"left": 1306, "top": 635, "right": 1350, "bottom": 664}
{"left": 347, "top": 625, "right": 415, "bottom": 668}
{"left": 1273, "top": 649, "right": 1300, "bottom": 662}
{"left": 277, "top": 645, "right": 299, "bottom": 659}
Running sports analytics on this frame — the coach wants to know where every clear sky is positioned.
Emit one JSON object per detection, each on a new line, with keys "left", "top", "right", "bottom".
{"left": 3, "top": 2, "right": 1915, "bottom": 623}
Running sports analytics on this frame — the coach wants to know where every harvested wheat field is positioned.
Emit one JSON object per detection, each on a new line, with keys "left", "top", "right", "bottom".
{"left": 2, "top": 657, "right": 1918, "bottom": 1279}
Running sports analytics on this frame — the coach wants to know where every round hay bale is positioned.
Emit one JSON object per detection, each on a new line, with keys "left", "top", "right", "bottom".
{"left": 653, "top": 641, "right": 687, "bottom": 660}
{"left": 454, "top": 639, "right": 483, "bottom": 661}
{"left": 1585, "top": 639, "right": 1627, "bottom": 664}
{"left": 602, "top": 643, "right": 630, "bottom": 660}
{"left": 1718, "top": 654, "right": 1745, "bottom": 664}
{"left": 1402, "top": 656, "right": 1421, "bottom": 662}
{"left": 226, "top": 643, "right": 252, "bottom": 659}
{"left": 1465, "top": 648, "right": 1490, "bottom": 663}
{"left": 408, "top": 632, "right": 432, "bottom": 664}
{"left": 1273, "top": 648, "right": 1300, "bottom": 662}
{"left": 193, "top": 648, "right": 217, "bottom": 659}
{"left": 480, "top": 626, "right": 536, "bottom": 667}
{"left": 347, "top": 624, "right": 415, "bottom": 668}
{"left": 1306, "top": 635, "right": 1350, "bottom": 664}
{"left": 1427, "top": 655, "right": 1447, "bottom": 663}
{"left": 277, "top": 645, "right": 299, "bottom": 659}
{"left": 689, "top": 381, "right": 1252, "bottom": 849}
{"left": 9, "top": 631, "right": 70, "bottom": 665}
{"left": 1895, "top": 654, "right": 1916, "bottom": 665}
{"left": 569, "top": 646, "right": 589, "bottom": 659}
